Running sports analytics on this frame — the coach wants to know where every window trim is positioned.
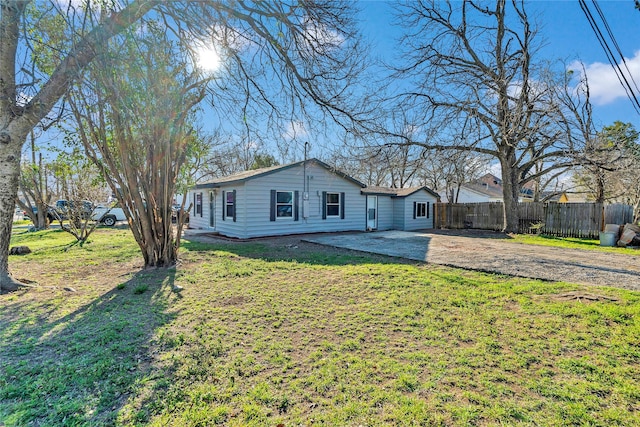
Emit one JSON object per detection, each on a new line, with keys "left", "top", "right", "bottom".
{"left": 270, "top": 190, "right": 299, "bottom": 222}
{"left": 209, "top": 191, "right": 215, "bottom": 227}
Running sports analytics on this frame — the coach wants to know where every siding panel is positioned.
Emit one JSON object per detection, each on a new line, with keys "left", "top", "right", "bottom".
{"left": 375, "top": 196, "right": 395, "bottom": 230}
{"left": 401, "top": 192, "right": 437, "bottom": 230}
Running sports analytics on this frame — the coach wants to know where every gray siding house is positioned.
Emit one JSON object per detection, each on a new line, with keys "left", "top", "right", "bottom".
{"left": 188, "top": 159, "right": 439, "bottom": 239}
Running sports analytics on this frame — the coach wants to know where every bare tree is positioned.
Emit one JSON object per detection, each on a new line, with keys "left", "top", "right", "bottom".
{"left": 573, "top": 122, "right": 640, "bottom": 215}
{"left": 329, "top": 143, "right": 427, "bottom": 188}
{"left": 1, "top": 0, "right": 155, "bottom": 290}
{"left": 47, "top": 150, "right": 110, "bottom": 245}
{"left": 157, "top": 1, "right": 371, "bottom": 149}
{"left": 327, "top": 142, "right": 391, "bottom": 187}
{"left": 554, "top": 63, "right": 640, "bottom": 207}
{"left": 417, "top": 149, "right": 491, "bottom": 203}
{"left": 388, "top": 0, "right": 577, "bottom": 232}
{"left": 16, "top": 132, "right": 55, "bottom": 229}
{"left": 200, "top": 134, "right": 274, "bottom": 180}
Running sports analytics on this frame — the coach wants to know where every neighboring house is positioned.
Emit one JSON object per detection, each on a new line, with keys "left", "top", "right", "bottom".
{"left": 440, "top": 183, "right": 504, "bottom": 203}
{"left": 440, "top": 174, "right": 531, "bottom": 203}
{"left": 187, "top": 158, "right": 439, "bottom": 239}
{"left": 540, "top": 191, "right": 590, "bottom": 203}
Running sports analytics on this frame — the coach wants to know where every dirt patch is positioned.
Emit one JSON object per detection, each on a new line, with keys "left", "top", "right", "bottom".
{"left": 218, "top": 296, "right": 250, "bottom": 306}
{"left": 552, "top": 291, "right": 620, "bottom": 302}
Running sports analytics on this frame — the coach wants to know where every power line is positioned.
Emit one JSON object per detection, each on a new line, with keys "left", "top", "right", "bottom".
{"left": 592, "top": 1, "right": 640, "bottom": 98}
{"left": 578, "top": 0, "right": 640, "bottom": 115}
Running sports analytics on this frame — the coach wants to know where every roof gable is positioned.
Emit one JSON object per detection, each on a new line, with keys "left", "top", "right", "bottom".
{"left": 195, "top": 158, "right": 366, "bottom": 189}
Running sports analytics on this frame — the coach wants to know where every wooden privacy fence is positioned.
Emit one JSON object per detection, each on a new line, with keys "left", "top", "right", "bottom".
{"left": 434, "top": 202, "right": 634, "bottom": 238}
{"left": 604, "top": 203, "right": 635, "bottom": 225}
{"left": 542, "top": 203, "right": 602, "bottom": 238}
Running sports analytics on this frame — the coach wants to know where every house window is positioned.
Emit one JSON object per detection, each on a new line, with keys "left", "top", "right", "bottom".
{"left": 270, "top": 190, "right": 298, "bottom": 222}
{"left": 276, "top": 191, "right": 293, "bottom": 218}
{"left": 225, "top": 191, "right": 235, "bottom": 219}
{"left": 195, "top": 192, "right": 202, "bottom": 217}
{"left": 326, "top": 192, "right": 340, "bottom": 217}
{"left": 413, "top": 201, "right": 430, "bottom": 219}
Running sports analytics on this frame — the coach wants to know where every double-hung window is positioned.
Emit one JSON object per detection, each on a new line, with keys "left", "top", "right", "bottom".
{"left": 321, "top": 191, "right": 345, "bottom": 220}
{"left": 413, "top": 201, "right": 429, "bottom": 219}
{"left": 270, "top": 190, "right": 298, "bottom": 221}
{"left": 225, "top": 191, "right": 234, "bottom": 219}
{"left": 326, "top": 192, "right": 340, "bottom": 217}
{"left": 195, "top": 192, "right": 203, "bottom": 217}
{"left": 276, "top": 191, "right": 293, "bottom": 219}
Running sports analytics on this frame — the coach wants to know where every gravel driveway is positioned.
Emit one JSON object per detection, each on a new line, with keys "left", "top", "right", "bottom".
{"left": 303, "top": 230, "right": 640, "bottom": 291}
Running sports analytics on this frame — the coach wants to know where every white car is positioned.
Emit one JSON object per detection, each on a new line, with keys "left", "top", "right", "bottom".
{"left": 13, "top": 207, "right": 23, "bottom": 222}
{"left": 92, "top": 205, "right": 127, "bottom": 227}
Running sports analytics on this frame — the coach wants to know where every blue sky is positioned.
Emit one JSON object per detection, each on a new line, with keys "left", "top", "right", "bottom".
{"left": 358, "top": 0, "right": 640, "bottom": 129}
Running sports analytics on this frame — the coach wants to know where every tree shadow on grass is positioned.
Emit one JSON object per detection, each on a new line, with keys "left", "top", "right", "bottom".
{"left": 535, "top": 234, "right": 600, "bottom": 248}
{"left": 0, "top": 268, "right": 179, "bottom": 426}
{"left": 181, "top": 236, "right": 417, "bottom": 267}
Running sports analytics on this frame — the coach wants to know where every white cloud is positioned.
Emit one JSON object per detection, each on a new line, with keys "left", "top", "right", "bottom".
{"left": 570, "top": 50, "right": 640, "bottom": 105}
{"left": 282, "top": 121, "right": 307, "bottom": 141}
{"left": 303, "top": 18, "right": 344, "bottom": 52}
{"left": 488, "top": 161, "right": 501, "bottom": 177}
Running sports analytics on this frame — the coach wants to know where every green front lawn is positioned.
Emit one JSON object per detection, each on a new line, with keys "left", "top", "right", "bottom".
{"left": 2, "top": 228, "right": 639, "bottom": 426}
{"left": 512, "top": 233, "right": 640, "bottom": 255}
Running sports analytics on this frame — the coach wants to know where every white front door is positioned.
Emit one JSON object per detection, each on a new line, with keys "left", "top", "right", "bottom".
{"left": 367, "top": 195, "right": 377, "bottom": 230}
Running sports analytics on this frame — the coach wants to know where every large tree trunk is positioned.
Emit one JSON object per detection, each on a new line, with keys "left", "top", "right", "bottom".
{"left": 0, "top": 0, "right": 155, "bottom": 292}
{"left": 140, "top": 238, "right": 178, "bottom": 268}
{"left": 136, "top": 214, "right": 178, "bottom": 268}
{"left": 594, "top": 169, "right": 606, "bottom": 203}
{"left": 500, "top": 151, "right": 521, "bottom": 234}
{"left": 0, "top": 131, "right": 27, "bottom": 291}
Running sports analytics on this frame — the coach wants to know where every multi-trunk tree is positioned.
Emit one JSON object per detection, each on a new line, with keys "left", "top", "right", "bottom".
{"left": 68, "top": 26, "right": 208, "bottom": 267}
{"left": 16, "top": 132, "right": 55, "bottom": 230}
{"left": 48, "top": 150, "right": 110, "bottom": 245}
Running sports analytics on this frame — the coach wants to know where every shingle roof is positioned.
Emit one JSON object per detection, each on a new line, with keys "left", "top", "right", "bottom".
{"left": 461, "top": 182, "right": 504, "bottom": 198}
{"left": 194, "top": 158, "right": 366, "bottom": 189}
{"left": 202, "top": 164, "right": 285, "bottom": 185}
{"left": 361, "top": 186, "right": 399, "bottom": 195}
{"left": 362, "top": 186, "right": 440, "bottom": 198}
{"left": 193, "top": 159, "right": 439, "bottom": 199}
